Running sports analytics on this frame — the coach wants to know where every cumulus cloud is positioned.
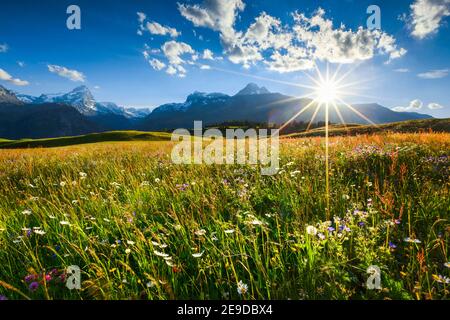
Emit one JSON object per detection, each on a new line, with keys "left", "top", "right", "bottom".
{"left": 143, "top": 41, "right": 195, "bottom": 77}
{"left": 140, "top": 1, "right": 406, "bottom": 77}
{"left": 137, "top": 12, "right": 146, "bottom": 23}
{"left": 178, "top": 2, "right": 406, "bottom": 72}
{"left": 0, "top": 43, "right": 8, "bottom": 53}
{"left": 0, "top": 68, "right": 29, "bottom": 86}
{"left": 291, "top": 9, "right": 406, "bottom": 65}
{"left": 408, "top": 0, "right": 450, "bottom": 39}
{"left": 265, "top": 47, "right": 314, "bottom": 73}
{"left": 178, "top": 0, "right": 244, "bottom": 37}
{"left": 47, "top": 64, "right": 85, "bottom": 82}
{"left": 148, "top": 58, "right": 166, "bottom": 71}
{"left": 162, "top": 40, "right": 194, "bottom": 65}
{"left": 417, "top": 68, "right": 449, "bottom": 79}
{"left": 428, "top": 102, "right": 444, "bottom": 109}
{"left": 137, "top": 12, "right": 180, "bottom": 38}
{"left": 146, "top": 21, "right": 180, "bottom": 38}
{"left": 202, "top": 49, "right": 215, "bottom": 60}
{"left": 393, "top": 99, "right": 423, "bottom": 112}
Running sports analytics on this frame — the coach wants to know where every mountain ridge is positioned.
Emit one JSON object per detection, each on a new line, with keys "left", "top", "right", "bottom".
{"left": 0, "top": 83, "right": 434, "bottom": 139}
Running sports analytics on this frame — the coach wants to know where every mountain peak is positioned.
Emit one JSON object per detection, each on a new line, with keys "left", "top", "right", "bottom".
{"left": 0, "top": 85, "right": 23, "bottom": 105}
{"left": 235, "top": 83, "right": 270, "bottom": 96}
{"left": 72, "top": 85, "right": 90, "bottom": 93}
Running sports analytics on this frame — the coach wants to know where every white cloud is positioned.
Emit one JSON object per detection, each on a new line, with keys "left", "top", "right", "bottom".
{"left": 292, "top": 9, "right": 406, "bottom": 65}
{"left": 244, "top": 12, "right": 292, "bottom": 51}
{"left": 0, "top": 43, "right": 8, "bottom": 53}
{"left": 178, "top": 3, "right": 406, "bottom": 72}
{"left": 0, "top": 68, "right": 29, "bottom": 86}
{"left": 165, "top": 64, "right": 187, "bottom": 77}
{"left": 166, "top": 65, "right": 177, "bottom": 75}
{"left": 178, "top": 0, "right": 244, "bottom": 37}
{"left": 200, "top": 64, "right": 211, "bottom": 70}
{"left": 137, "top": 12, "right": 146, "bottom": 23}
{"left": 417, "top": 68, "right": 449, "bottom": 79}
{"left": 202, "top": 49, "right": 215, "bottom": 60}
{"left": 142, "top": 41, "right": 195, "bottom": 77}
{"left": 137, "top": 11, "right": 180, "bottom": 38}
{"left": 409, "top": 0, "right": 450, "bottom": 39}
{"left": 162, "top": 40, "right": 194, "bottom": 65}
{"left": 428, "top": 102, "right": 444, "bottom": 109}
{"left": 394, "top": 68, "right": 410, "bottom": 72}
{"left": 265, "top": 47, "right": 314, "bottom": 73}
{"left": 17, "top": 61, "right": 25, "bottom": 67}
{"left": 47, "top": 64, "right": 86, "bottom": 82}
{"left": 393, "top": 99, "right": 423, "bottom": 112}
{"left": 149, "top": 58, "right": 166, "bottom": 71}
{"left": 146, "top": 21, "right": 180, "bottom": 38}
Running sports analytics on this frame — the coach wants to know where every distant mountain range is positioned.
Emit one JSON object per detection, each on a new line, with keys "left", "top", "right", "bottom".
{"left": 0, "top": 83, "right": 432, "bottom": 139}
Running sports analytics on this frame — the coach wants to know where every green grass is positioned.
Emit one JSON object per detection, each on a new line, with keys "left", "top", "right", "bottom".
{"left": 0, "top": 131, "right": 172, "bottom": 149}
{"left": 0, "top": 133, "right": 448, "bottom": 300}
{"left": 287, "top": 118, "right": 450, "bottom": 138}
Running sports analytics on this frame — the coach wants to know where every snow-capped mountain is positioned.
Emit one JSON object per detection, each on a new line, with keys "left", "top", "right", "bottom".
{"left": 139, "top": 83, "right": 433, "bottom": 131}
{"left": 15, "top": 86, "right": 151, "bottom": 118}
{"left": 0, "top": 85, "right": 24, "bottom": 105}
{"left": 3, "top": 82, "right": 434, "bottom": 138}
{"left": 235, "top": 83, "right": 270, "bottom": 96}
{"left": 153, "top": 91, "right": 229, "bottom": 113}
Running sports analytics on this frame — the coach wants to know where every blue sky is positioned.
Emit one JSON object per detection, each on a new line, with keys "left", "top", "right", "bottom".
{"left": 0, "top": 0, "right": 449, "bottom": 117}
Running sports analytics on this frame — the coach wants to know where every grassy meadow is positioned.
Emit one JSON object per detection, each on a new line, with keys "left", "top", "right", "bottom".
{"left": 0, "top": 132, "right": 449, "bottom": 300}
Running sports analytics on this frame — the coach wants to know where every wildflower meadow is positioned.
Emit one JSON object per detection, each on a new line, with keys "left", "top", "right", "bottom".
{"left": 0, "top": 132, "right": 448, "bottom": 300}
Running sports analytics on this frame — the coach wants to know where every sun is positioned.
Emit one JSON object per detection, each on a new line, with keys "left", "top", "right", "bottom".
{"left": 315, "top": 79, "right": 339, "bottom": 103}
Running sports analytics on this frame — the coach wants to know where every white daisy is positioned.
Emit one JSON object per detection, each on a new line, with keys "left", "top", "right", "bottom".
{"left": 306, "top": 225, "right": 318, "bottom": 236}
{"left": 237, "top": 280, "right": 248, "bottom": 295}
{"left": 192, "top": 251, "right": 204, "bottom": 258}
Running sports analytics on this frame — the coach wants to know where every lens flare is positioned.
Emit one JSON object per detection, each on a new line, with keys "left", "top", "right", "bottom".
{"left": 315, "top": 80, "right": 338, "bottom": 103}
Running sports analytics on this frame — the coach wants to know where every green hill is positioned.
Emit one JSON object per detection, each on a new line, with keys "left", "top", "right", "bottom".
{"left": 0, "top": 131, "right": 172, "bottom": 149}
{"left": 285, "top": 118, "right": 450, "bottom": 138}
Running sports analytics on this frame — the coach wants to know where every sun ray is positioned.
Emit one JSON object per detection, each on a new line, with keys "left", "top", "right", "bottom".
{"left": 254, "top": 92, "right": 316, "bottom": 110}
{"left": 330, "top": 63, "right": 343, "bottom": 83}
{"left": 306, "top": 102, "right": 322, "bottom": 132}
{"left": 335, "top": 77, "right": 377, "bottom": 91}
{"left": 273, "top": 98, "right": 317, "bottom": 136}
{"left": 336, "top": 97, "right": 379, "bottom": 127}
{"left": 334, "top": 90, "right": 400, "bottom": 103}
{"left": 313, "top": 61, "right": 326, "bottom": 84}
{"left": 325, "top": 102, "right": 330, "bottom": 218}
{"left": 331, "top": 101, "right": 349, "bottom": 133}
{"left": 209, "top": 65, "right": 318, "bottom": 91}
{"left": 333, "top": 61, "right": 364, "bottom": 87}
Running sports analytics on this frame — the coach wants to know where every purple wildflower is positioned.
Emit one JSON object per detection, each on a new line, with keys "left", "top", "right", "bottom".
{"left": 29, "top": 281, "right": 39, "bottom": 292}
{"left": 176, "top": 183, "right": 189, "bottom": 191}
{"left": 358, "top": 221, "right": 365, "bottom": 227}
{"left": 389, "top": 242, "right": 397, "bottom": 249}
{"left": 327, "top": 227, "right": 335, "bottom": 232}
{"left": 0, "top": 295, "right": 7, "bottom": 300}
{"left": 24, "top": 274, "right": 35, "bottom": 282}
